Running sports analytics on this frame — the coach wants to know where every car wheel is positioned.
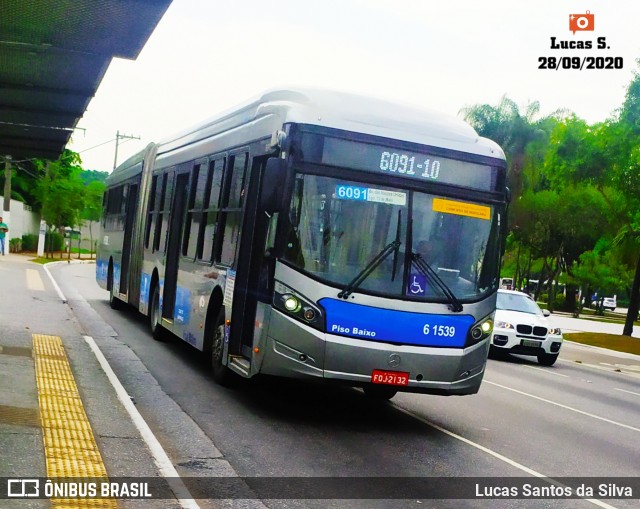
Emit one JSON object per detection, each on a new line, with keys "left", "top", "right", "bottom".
{"left": 149, "top": 284, "right": 165, "bottom": 341}
{"left": 210, "top": 309, "right": 232, "bottom": 385}
{"left": 488, "top": 345, "right": 507, "bottom": 360}
{"left": 537, "top": 352, "right": 559, "bottom": 366}
{"left": 363, "top": 385, "right": 398, "bottom": 400}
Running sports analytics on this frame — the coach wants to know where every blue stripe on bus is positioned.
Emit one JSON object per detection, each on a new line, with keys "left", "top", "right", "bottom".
{"left": 318, "top": 298, "right": 475, "bottom": 347}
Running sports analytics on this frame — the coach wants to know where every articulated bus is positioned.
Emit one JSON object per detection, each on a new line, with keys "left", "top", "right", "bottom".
{"left": 97, "top": 89, "right": 508, "bottom": 400}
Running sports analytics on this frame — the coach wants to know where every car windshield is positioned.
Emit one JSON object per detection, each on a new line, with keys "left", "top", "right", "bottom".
{"left": 497, "top": 292, "right": 543, "bottom": 315}
{"left": 282, "top": 172, "right": 501, "bottom": 301}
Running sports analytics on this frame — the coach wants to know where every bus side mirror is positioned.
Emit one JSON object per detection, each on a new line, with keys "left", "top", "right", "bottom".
{"left": 260, "top": 158, "right": 286, "bottom": 213}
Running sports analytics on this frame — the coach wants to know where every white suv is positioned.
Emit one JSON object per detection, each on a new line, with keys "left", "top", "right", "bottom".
{"left": 602, "top": 296, "right": 617, "bottom": 311}
{"left": 490, "top": 289, "right": 563, "bottom": 366}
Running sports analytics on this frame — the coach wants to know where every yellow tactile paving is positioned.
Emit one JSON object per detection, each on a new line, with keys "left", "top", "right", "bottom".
{"left": 33, "top": 334, "right": 118, "bottom": 509}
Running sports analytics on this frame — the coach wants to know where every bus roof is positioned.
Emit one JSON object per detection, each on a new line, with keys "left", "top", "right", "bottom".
{"left": 156, "top": 88, "right": 506, "bottom": 161}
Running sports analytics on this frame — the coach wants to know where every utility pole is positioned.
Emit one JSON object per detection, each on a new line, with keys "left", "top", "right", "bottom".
{"left": 113, "top": 130, "right": 141, "bottom": 170}
{"left": 3, "top": 155, "right": 10, "bottom": 213}
{"left": 3, "top": 155, "right": 11, "bottom": 251}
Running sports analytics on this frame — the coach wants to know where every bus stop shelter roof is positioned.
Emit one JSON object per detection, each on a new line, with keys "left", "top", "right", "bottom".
{"left": 0, "top": 0, "right": 173, "bottom": 161}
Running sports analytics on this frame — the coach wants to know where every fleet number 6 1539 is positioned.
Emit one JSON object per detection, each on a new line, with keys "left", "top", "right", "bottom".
{"left": 423, "top": 324, "right": 456, "bottom": 337}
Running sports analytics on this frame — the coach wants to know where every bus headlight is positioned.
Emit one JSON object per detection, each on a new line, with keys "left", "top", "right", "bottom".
{"left": 283, "top": 294, "right": 301, "bottom": 312}
{"left": 466, "top": 316, "right": 493, "bottom": 347}
{"left": 274, "top": 282, "right": 324, "bottom": 331}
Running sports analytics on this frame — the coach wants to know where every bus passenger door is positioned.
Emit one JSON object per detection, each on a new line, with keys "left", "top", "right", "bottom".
{"left": 231, "top": 156, "right": 271, "bottom": 358}
{"left": 162, "top": 172, "right": 189, "bottom": 320}
{"left": 119, "top": 182, "right": 139, "bottom": 296}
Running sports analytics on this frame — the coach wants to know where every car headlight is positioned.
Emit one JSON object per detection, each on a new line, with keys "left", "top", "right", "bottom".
{"left": 495, "top": 320, "right": 514, "bottom": 330}
{"left": 549, "top": 327, "right": 562, "bottom": 335}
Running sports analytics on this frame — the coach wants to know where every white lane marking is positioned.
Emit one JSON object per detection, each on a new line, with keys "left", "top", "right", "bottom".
{"left": 393, "top": 405, "right": 617, "bottom": 509}
{"left": 614, "top": 388, "right": 640, "bottom": 398}
{"left": 602, "top": 363, "right": 640, "bottom": 372}
{"left": 42, "top": 262, "right": 68, "bottom": 303}
{"left": 26, "top": 268, "right": 45, "bottom": 291}
{"left": 558, "top": 359, "right": 640, "bottom": 380}
{"left": 84, "top": 335, "right": 201, "bottom": 509}
{"left": 521, "top": 364, "right": 569, "bottom": 378}
{"left": 485, "top": 380, "right": 640, "bottom": 433}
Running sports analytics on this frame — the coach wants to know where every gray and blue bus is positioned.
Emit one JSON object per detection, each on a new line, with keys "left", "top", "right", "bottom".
{"left": 97, "top": 89, "right": 508, "bottom": 399}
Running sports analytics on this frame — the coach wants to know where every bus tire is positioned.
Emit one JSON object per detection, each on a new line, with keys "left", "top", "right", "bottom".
{"left": 109, "top": 284, "right": 124, "bottom": 310}
{"left": 363, "top": 385, "right": 397, "bottom": 400}
{"left": 209, "top": 309, "right": 231, "bottom": 385}
{"left": 149, "top": 284, "right": 165, "bottom": 341}
{"left": 108, "top": 264, "right": 123, "bottom": 310}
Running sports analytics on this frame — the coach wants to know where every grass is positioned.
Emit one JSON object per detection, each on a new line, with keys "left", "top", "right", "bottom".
{"left": 29, "top": 257, "right": 55, "bottom": 264}
{"left": 563, "top": 332, "right": 640, "bottom": 356}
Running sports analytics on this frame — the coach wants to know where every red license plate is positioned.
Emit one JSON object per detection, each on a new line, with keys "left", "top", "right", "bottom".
{"left": 371, "top": 370, "right": 410, "bottom": 386}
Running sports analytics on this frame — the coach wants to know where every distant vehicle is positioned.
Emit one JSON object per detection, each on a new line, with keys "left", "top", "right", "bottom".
{"left": 499, "top": 277, "right": 514, "bottom": 290}
{"left": 602, "top": 296, "right": 617, "bottom": 311}
{"left": 490, "top": 289, "right": 563, "bottom": 366}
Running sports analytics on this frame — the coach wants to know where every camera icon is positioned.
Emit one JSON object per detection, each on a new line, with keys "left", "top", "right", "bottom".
{"left": 569, "top": 11, "right": 594, "bottom": 33}
{"left": 7, "top": 479, "right": 40, "bottom": 498}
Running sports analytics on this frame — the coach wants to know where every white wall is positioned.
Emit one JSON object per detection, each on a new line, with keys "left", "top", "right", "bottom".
{"left": 0, "top": 195, "right": 40, "bottom": 240}
{"left": 1, "top": 196, "right": 99, "bottom": 252}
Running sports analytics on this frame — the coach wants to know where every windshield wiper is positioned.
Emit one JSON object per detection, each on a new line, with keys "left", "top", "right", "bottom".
{"left": 338, "top": 210, "right": 402, "bottom": 300}
{"left": 338, "top": 239, "right": 402, "bottom": 300}
{"left": 411, "top": 253, "right": 464, "bottom": 312}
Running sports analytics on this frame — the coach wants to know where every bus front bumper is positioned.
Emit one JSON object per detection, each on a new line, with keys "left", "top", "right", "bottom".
{"left": 260, "top": 315, "right": 489, "bottom": 396}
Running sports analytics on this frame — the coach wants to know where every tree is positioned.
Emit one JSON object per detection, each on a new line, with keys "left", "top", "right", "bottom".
{"left": 461, "top": 96, "right": 555, "bottom": 198}
{"left": 81, "top": 180, "right": 105, "bottom": 256}
{"left": 34, "top": 150, "right": 87, "bottom": 256}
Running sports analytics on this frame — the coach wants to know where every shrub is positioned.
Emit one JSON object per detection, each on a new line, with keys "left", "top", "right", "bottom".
{"left": 46, "top": 232, "right": 64, "bottom": 252}
{"left": 9, "top": 238, "right": 22, "bottom": 252}
{"left": 21, "top": 234, "right": 38, "bottom": 251}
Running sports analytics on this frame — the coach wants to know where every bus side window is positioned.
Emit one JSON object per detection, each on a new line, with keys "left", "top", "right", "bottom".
{"left": 145, "top": 175, "right": 158, "bottom": 249}
{"left": 217, "top": 153, "right": 248, "bottom": 266}
{"left": 152, "top": 173, "right": 169, "bottom": 252}
{"left": 183, "top": 161, "right": 208, "bottom": 258}
{"left": 199, "top": 157, "right": 225, "bottom": 262}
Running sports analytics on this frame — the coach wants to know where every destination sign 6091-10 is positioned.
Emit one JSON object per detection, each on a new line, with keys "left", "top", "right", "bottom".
{"left": 319, "top": 137, "right": 498, "bottom": 192}
{"left": 379, "top": 151, "right": 441, "bottom": 179}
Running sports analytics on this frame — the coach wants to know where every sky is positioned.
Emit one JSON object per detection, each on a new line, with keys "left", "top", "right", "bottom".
{"left": 67, "top": 0, "right": 640, "bottom": 172}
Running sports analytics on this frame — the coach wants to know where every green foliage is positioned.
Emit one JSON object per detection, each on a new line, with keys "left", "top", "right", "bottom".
{"left": 21, "top": 234, "right": 38, "bottom": 251}
{"left": 9, "top": 237, "right": 21, "bottom": 252}
{"left": 79, "top": 169, "right": 109, "bottom": 186}
{"left": 34, "top": 150, "right": 87, "bottom": 229}
{"left": 571, "top": 250, "right": 631, "bottom": 296}
{"left": 45, "top": 232, "right": 64, "bottom": 252}
{"left": 82, "top": 180, "right": 106, "bottom": 223}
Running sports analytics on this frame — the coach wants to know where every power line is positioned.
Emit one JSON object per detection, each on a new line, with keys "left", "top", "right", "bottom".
{"left": 78, "top": 138, "right": 118, "bottom": 153}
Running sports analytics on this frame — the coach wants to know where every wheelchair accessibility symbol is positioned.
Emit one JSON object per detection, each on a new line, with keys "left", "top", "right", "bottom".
{"left": 409, "top": 273, "right": 427, "bottom": 296}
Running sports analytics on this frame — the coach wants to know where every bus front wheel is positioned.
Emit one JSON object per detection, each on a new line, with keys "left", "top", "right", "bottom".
{"left": 149, "top": 285, "right": 165, "bottom": 341}
{"left": 210, "top": 309, "right": 231, "bottom": 385}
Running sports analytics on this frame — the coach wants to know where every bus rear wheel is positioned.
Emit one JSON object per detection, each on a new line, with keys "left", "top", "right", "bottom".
{"left": 363, "top": 385, "right": 398, "bottom": 400}
{"left": 149, "top": 284, "right": 165, "bottom": 341}
{"left": 210, "top": 309, "right": 231, "bottom": 385}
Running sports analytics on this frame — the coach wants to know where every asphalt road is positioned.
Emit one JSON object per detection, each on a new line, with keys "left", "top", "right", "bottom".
{"left": 53, "top": 263, "right": 640, "bottom": 509}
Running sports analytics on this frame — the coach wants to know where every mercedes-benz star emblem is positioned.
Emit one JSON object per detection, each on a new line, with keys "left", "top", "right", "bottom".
{"left": 388, "top": 354, "right": 401, "bottom": 368}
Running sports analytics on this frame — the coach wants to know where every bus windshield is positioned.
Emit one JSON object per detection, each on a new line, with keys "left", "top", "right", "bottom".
{"left": 283, "top": 173, "right": 500, "bottom": 301}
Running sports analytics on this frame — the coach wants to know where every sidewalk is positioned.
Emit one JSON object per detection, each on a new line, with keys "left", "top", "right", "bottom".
{"left": 0, "top": 253, "right": 173, "bottom": 508}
